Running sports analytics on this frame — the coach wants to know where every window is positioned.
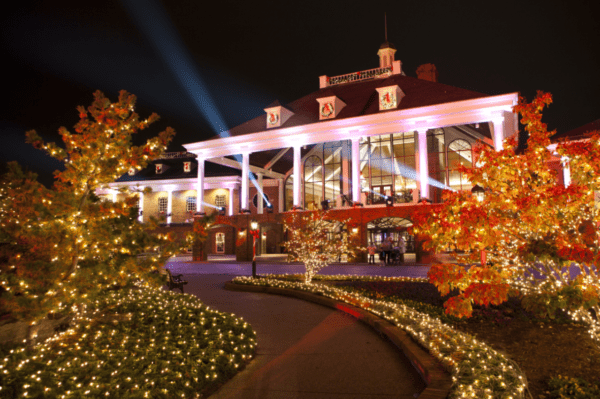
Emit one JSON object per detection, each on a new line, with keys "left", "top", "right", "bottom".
{"left": 215, "top": 232, "right": 225, "bottom": 253}
{"left": 323, "top": 141, "right": 343, "bottom": 205}
{"left": 304, "top": 155, "right": 323, "bottom": 210}
{"left": 447, "top": 139, "right": 473, "bottom": 191}
{"left": 285, "top": 175, "right": 294, "bottom": 211}
{"left": 215, "top": 194, "right": 226, "bottom": 207}
{"left": 186, "top": 196, "right": 197, "bottom": 213}
{"left": 158, "top": 197, "right": 168, "bottom": 213}
{"left": 360, "top": 132, "right": 417, "bottom": 204}
{"left": 252, "top": 194, "right": 270, "bottom": 208}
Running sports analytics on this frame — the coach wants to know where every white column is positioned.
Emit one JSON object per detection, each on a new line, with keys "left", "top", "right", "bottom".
{"left": 111, "top": 190, "right": 117, "bottom": 202}
{"left": 278, "top": 179, "right": 284, "bottom": 212}
{"left": 562, "top": 156, "right": 571, "bottom": 187}
{"left": 293, "top": 145, "right": 301, "bottom": 208}
{"left": 138, "top": 192, "right": 144, "bottom": 223}
{"left": 342, "top": 140, "right": 350, "bottom": 200}
{"left": 228, "top": 186, "right": 234, "bottom": 216}
{"left": 241, "top": 152, "right": 250, "bottom": 210}
{"left": 417, "top": 129, "right": 429, "bottom": 200}
{"left": 167, "top": 189, "right": 173, "bottom": 224}
{"left": 257, "top": 172, "right": 264, "bottom": 214}
{"left": 491, "top": 117, "right": 505, "bottom": 151}
{"left": 197, "top": 158, "right": 205, "bottom": 213}
{"left": 351, "top": 138, "right": 361, "bottom": 203}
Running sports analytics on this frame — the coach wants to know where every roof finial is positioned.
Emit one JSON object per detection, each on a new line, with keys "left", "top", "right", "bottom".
{"left": 384, "top": 12, "right": 388, "bottom": 42}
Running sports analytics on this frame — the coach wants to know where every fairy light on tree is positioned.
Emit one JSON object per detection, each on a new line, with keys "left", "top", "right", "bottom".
{"left": 283, "top": 209, "right": 362, "bottom": 283}
{"left": 413, "top": 91, "right": 600, "bottom": 346}
{"left": 0, "top": 90, "right": 181, "bottom": 343}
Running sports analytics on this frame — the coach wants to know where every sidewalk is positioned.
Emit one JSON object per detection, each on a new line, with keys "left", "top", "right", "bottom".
{"left": 165, "top": 259, "right": 430, "bottom": 279}
{"left": 185, "top": 274, "right": 427, "bottom": 398}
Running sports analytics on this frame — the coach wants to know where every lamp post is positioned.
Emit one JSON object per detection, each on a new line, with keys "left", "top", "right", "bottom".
{"left": 250, "top": 219, "right": 259, "bottom": 278}
{"left": 471, "top": 184, "right": 485, "bottom": 202}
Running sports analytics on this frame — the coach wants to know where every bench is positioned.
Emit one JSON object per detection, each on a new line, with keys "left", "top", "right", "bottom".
{"left": 165, "top": 269, "right": 188, "bottom": 293}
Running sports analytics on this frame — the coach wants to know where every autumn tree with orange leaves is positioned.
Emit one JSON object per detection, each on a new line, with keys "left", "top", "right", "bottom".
{"left": 0, "top": 91, "right": 183, "bottom": 341}
{"left": 413, "top": 92, "right": 599, "bottom": 344}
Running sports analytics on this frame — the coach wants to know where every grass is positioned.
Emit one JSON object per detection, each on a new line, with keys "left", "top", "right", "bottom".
{"left": 0, "top": 284, "right": 256, "bottom": 399}
{"left": 238, "top": 274, "right": 600, "bottom": 399}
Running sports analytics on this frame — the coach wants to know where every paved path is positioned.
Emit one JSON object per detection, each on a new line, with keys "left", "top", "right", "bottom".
{"left": 184, "top": 273, "right": 426, "bottom": 398}
{"left": 166, "top": 260, "right": 430, "bottom": 279}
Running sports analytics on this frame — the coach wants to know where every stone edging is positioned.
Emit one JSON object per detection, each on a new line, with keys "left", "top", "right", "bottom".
{"left": 224, "top": 281, "right": 452, "bottom": 399}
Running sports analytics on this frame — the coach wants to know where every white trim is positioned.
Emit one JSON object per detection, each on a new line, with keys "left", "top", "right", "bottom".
{"left": 183, "top": 93, "right": 519, "bottom": 159}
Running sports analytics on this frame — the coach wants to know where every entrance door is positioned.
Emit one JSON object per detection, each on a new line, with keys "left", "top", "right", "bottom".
{"left": 215, "top": 232, "right": 225, "bottom": 254}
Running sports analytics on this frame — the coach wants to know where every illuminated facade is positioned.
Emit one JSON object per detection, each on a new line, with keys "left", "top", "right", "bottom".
{"left": 99, "top": 42, "right": 524, "bottom": 261}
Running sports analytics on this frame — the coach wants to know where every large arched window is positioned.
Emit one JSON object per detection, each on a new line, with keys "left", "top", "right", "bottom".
{"left": 304, "top": 156, "right": 323, "bottom": 210}
{"left": 447, "top": 139, "right": 473, "bottom": 191}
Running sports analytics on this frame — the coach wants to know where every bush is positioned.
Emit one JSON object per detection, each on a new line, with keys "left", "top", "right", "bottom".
{"left": 548, "top": 375, "right": 600, "bottom": 399}
{"left": 0, "top": 284, "right": 256, "bottom": 398}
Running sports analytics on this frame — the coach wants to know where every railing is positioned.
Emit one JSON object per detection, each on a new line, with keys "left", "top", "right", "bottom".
{"left": 157, "top": 151, "right": 197, "bottom": 160}
{"left": 328, "top": 66, "right": 393, "bottom": 86}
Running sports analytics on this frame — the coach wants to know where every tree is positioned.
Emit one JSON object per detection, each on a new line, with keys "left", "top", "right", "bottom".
{"left": 0, "top": 90, "right": 180, "bottom": 340}
{"left": 412, "top": 92, "right": 599, "bottom": 344}
{"left": 283, "top": 210, "right": 362, "bottom": 283}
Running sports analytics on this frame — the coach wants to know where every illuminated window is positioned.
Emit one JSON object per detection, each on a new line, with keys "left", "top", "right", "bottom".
{"left": 215, "top": 232, "right": 225, "bottom": 253}
{"left": 447, "top": 139, "right": 473, "bottom": 191}
{"left": 360, "top": 133, "right": 416, "bottom": 204}
{"left": 284, "top": 175, "right": 294, "bottom": 211}
{"left": 158, "top": 197, "right": 168, "bottom": 213}
{"left": 215, "top": 194, "right": 226, "bottom": 207}
{"left": 186, "top": 196, "right": 197, "bottom": 212}
{"left": 304, "top": 155, "right": 323, "bottom": 210}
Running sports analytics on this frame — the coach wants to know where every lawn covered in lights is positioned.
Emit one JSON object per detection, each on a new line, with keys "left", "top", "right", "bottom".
{"left": 0, "top": 285, "right": 256, "bottom": 399}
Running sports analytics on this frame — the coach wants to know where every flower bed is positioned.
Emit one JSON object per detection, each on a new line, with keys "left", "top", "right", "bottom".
{"left": 233, "top": 275, "right": 527, "bottom": 399}
{"left": 0, "top": 284, "right": 256, "bottom": 398}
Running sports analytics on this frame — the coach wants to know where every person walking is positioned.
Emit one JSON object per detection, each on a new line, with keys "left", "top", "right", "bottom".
{"left": 381, "top": 237, "right": 393, "bottom": 266}
{"left": 398, "top": 236, "right": 406, "bottom": 264}
{"left": 367, "top": 243, "right": 377, "bottom": 265}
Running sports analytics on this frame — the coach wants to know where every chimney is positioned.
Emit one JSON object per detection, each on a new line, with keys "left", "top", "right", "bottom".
{"left": 416, "top": 64, "right": 438, "bottom": 83}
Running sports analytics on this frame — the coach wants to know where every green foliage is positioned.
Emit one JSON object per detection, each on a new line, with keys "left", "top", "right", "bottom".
{"left": 0, "top": 91, "right": 181, "bottom": 327}
{"left": 548, "top": 375, "right": 600, "bottom": 399}
{"left": 0, "top": 284, "right": 256, "bottom": 398}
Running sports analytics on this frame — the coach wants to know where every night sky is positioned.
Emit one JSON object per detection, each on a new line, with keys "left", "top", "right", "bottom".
{"left": 2, "top": 1, "right": 599, "bottom": 187}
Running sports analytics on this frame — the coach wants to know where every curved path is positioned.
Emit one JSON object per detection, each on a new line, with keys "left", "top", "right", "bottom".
{"left": 185, "top": 274, "right": 426, "bottom": 399}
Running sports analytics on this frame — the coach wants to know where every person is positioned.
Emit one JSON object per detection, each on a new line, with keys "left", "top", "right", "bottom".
{"left": 398, "top": 236, "right": 406, "bottom": 264}
{"left": 367, "top": 243, "right": 377, "bottom": 264}
{"left": 381, "top": 237, "right": 393, "bottom": 265}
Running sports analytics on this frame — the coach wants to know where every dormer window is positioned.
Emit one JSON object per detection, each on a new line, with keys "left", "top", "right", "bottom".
{"left": 156, "top": 164, "right": 164, "bottom": 174}
{"left": 128, "top": 168, "right": 136, "bottom": 176}
{"left": 264, "top": 100, "right": 293, "bottom": 129}
{"left": 376, "top": 85, "right": 405, "bottom": 111}
{"left": 183, "top": 161, "right": 191, "bottom": 173}
{"left": 316, "top": 95, "right": 346, "bottom": 120}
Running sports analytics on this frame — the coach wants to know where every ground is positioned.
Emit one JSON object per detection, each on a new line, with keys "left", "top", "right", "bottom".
{"left": 326, "top": 280, "right": 600, "bottom": 399}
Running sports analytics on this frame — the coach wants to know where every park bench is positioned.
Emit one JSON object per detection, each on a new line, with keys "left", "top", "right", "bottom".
{"left": 165, "top": 269, "right": 188, "bottom": 293}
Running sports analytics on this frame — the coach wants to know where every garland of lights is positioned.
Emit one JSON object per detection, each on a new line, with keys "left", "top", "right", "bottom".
{"left": 0, "top": 284, "right": 256, "bottom": 398}
{"left": 233, "top": 275, "right": 527, "bottom": 399}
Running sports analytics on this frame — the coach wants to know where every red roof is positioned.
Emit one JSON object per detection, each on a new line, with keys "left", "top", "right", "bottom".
{"left": 551, "top": 119, "right": 600, "bottom": 141}
{"left": 226, "top": 74, "right": 490, "bottom": 138}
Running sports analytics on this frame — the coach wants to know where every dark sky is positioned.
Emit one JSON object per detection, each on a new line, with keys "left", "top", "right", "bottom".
{"left": 2, "top": 0, "right": 599, "bottom": 187}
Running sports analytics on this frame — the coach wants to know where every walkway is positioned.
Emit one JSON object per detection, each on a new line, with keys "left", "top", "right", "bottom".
{"left": 184, "top": 272, "right": 427, "bottom": 398}
{"left": 165, "top": 258, "right": 430, "bottom": 279}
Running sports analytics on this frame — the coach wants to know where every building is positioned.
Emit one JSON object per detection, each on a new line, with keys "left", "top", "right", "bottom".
{"left": 98, "top": 41, "right": 525, "bottom": 262}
